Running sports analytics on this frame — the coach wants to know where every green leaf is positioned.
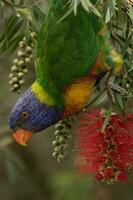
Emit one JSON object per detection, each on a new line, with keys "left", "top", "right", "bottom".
{"left": 107, "top": 0, "right": 117, "bottom": 14}
{"left": 128, "top": 6, "right": 133, "bottom": 22}
{"left": 31, "top": 4, "right": 45, "bottom": 30}
{"left": 0, "top": 33, "right": 24, "bottom": 53}
{"left": 10, "top": 33, "right": 24, "bottom": 52}
{"left": 60, "top": 0, "right": 101, "bottom": 22}
{"left": 32, "top": 4, "right": 45, "bottom": 21}
{"left": 101, "top": 108, "right": 111, "bottom": 133}
{"left": 121, "top": 32, "right": 133, "bottom": 56}
{"left": 0, "top": 15, "right": 25, "bottom": 53}
{"left": 115, "top": 93, "right": 124, "bottom": 111}
{"left": 80, "top": 0, "right": 101, "bottom": 17}
{"left": 0, "top": 15, "right": 19, "bottom": 43}
{"left": 105, "top": 7, "right": 112, "bottom": 23}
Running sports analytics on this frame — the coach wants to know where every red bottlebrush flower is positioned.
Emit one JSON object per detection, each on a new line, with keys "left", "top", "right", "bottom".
{"left": 75, "top": 109, "right": 133, "bottom": 184}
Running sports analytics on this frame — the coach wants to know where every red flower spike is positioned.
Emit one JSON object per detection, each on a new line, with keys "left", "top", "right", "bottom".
{"left": 103, "top": 168, "right": 114, "bottom": 179}
{"left": 117, "top": 171, "right": 127, "bottom": 182}
{"left": 96, "top": 173, "right": 104, "bottom": 181}
{"left": 75, "top": 109, "right": 133, "bottom": 183}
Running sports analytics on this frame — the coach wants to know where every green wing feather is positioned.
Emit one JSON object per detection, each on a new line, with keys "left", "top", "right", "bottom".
{"left": 35, "top": 0, "right": 101, "bottom": 106}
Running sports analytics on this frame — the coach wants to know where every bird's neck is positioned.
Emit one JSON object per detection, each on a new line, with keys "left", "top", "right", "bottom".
{"left": 31, "top": 81, "right": 55, "bottom": 106}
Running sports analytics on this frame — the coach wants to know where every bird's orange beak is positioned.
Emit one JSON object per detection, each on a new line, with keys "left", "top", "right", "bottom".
{"left": 13, "top": 128, "right": 33, "bottom": 146}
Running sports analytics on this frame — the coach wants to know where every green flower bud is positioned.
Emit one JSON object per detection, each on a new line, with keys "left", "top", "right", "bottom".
{"left": 13, "top": 84, "right": 19, "bottom": 89}
{"left": 19, "top": 80, "right": 24, "bottom": 85}
{"left": 18, "top": 72, "right": 24, "bottom": 78}
{"left": 12, "top": 77, "right": 18, "bottom": 83}
{"left": 57, "top": 154, "right": 64, "bottom": 161}
{"left": 126, "top": 84, "right": 130, "bottom": 89}
{"left": 54, "top": 130, "right": 61, "bottom": 135}
{"left": 13, "top": 59, "right": 19, "bottom": 65}
{"left": 18, "top": 50, "right": 25, "bottom": 57}
{"left": 25, "top": 57, "right": 31, "bottom": 63}
{"left": 9, "top": 73, "right": 14, "bottom": 79}
{"left": 124, "top": 75, "right": 128, "bottom": 79}
{"left": 19, "top": 41, "right": 26, "bottom": 48}
{"left": 54, "top": 145, "right": 62, "bottom": 152}
{"left": 52, "top": 140, "right": 58, "bottom": 146}
{"left": 59, "top": 136, "right": 65, "bottom": 143}
{"left": 52, "top": 152, "right": 58, "bottom": 158}
{"left": 55, "top": 122, "right": 62, "bottom": 129}
{"left": 31, "top": 32, "right": 37, "bottom": 38}
{"left": 9, "top": 80, "right": 13, "bottom": 85}
{"left": 23, "top": 69, "right": 28, "bottom": 74}
{"left": 18, "top": 60, "right": 24, "bottom": 66}
{"left": 26, "top": 46, "right": 32, "bottom": 53}
{"left": 55, "top": 136, "right": 60, "bottom": 140}
{"left": 11, "top": 65, "right": 18, "bottom": 72}
{"left": 29, "top": 54, "right": 33, "bottom": 60}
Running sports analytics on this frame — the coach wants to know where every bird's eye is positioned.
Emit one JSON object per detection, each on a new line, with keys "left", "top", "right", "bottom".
{"left": 21, "top": 111, "right": 29, "bottom": 119}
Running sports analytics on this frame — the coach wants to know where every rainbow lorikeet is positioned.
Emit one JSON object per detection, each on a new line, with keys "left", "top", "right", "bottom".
{"left": 9, "top": 0, "right": 123, "bottom": 145}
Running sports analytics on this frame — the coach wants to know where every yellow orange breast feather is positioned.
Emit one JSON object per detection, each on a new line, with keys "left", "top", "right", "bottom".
{"left": 64, "top": 77, "right": 95, "bottom": 116}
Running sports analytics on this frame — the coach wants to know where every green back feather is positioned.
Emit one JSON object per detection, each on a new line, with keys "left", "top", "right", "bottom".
{"left": 35, "top": 0, "right": 102, "bottom": 106}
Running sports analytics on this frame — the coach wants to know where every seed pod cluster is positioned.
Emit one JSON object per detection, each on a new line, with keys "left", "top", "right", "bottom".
{"left": 9, "top": 31, "right": 37, "bottom": 92}
{"left": 52, "top": 118, "right": 73, "bottom": 162}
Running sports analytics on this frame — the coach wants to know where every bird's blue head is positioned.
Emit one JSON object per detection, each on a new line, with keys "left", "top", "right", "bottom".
{"left": 9, "top": 82, "right": 63, "bottom": 145}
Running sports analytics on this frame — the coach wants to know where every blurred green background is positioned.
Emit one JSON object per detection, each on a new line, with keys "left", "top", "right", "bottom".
{"left": 0, "top": 1, "right": 133, "bottom": 200}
